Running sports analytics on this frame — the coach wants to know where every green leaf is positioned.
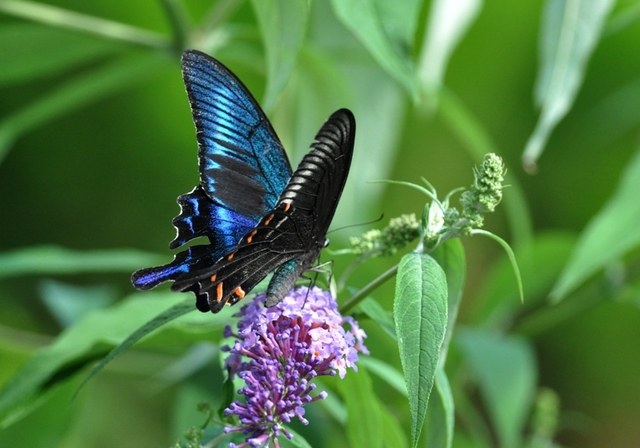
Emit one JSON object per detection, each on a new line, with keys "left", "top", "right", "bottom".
{"left": 523, "top": 0, "right": 615, "bottom": 170}
{"left": 0, "top": 53, "right": 171, "bottom": 162}
{"left": 551, "top": 148, "right": 640, "bottom": 300}
{"left": 0, "top": 0, "right": 169, "bottom": 49}
{"left": 430, "top": 239, "right": 466, "bottom": 360}
{"left": 457, "top": 328, "right": 537, "bottom": 448}
{"left": 330, "top": 0, "right": 416, "bottom": 95}
{"left": 0, "top": 245, "right": 164, "bottom": 279}
{"left": 39, "top": 280, "right": 117, "bottom": 327}
{"left": 358, "top": 356, "right": 407, "bottom": 397}
{"left": 0, "top": 293, "right": 193, "bottom": 426}
{"left": 417, "top": 0, "right": 483, "bottom": 92}
{"left": 394, "top": 253, "right": 448, "bottom": 447}
{"left": 359, "top": 296, "right": 396, "bottom": 339}
{"left": 76, "top": 299, "right": 195, "bottom": 397}
{"left": 338, "top": 366, "right": 383, "bottom": 448}
{"left": 338, "top": 366, "right": 408, "bottom": 448}
{"left": 0, "top": 24, "right": 123, "bottom": 87}
{"left": 425, "top": 366, "right": 454, "bottom": 448}
{"left": 251, "top": 0, "right": 309, "bottom": 111}
{"left": 284, "top": 426, "right": 313, "bottom": 448}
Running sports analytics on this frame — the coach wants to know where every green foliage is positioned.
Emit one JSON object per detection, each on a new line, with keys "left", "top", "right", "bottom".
{"left": 394, "top": 253, "right": 448, "bottom": 447}
{"left": 1, "top": 0, "right": 640, "bottom": 447}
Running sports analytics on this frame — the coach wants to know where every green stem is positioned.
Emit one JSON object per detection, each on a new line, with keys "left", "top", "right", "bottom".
{"left": 0, "top": 0, "right": 171, "bottom": 50}
{"left": 157, "top": 0, "right": 191, "bottom": 51}
{"left": 201, "top": 0, "right": 244, "bottom": 34}
{"left": 339, "top": 264, "right": 399, "bottom": 314}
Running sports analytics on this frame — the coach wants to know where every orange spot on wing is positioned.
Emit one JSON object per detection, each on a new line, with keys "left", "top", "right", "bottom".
{"left": 216, "top": 282, "right": 224, "bottom": 302}
{"left": 234, "top": 287, "right": 246, "bottom": 298}
{"left": 210, "top": 274, "right": 217, "bottom": 282}
{"left": 283, "top": 201, "right": 291, "bottom": 212}
{"left": 246, "top": 229, "right": 257, "bottom": 243}
{"left": 227, "top": 252, "right": 235, "bottom": 261}
{"left": 264, "top": 214, "right": 274, "bottom": 226}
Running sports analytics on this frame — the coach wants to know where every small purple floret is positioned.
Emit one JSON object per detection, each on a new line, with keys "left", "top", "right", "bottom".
{"left": 222, "top": 286, "right": 367, "bottom": 447}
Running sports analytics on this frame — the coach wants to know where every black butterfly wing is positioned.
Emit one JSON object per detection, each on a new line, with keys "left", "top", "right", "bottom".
{"left": 182, "top": 50, "right": 292, "bottom": 220}
{"left": 132, "top": 51, "right": 293, "bottom": 295}
{"left": 172, "top": 109, "right": 356, "bottom": 312}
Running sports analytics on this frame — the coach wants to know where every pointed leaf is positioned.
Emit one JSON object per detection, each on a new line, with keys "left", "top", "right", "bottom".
{"left": 523, "top": 0, "right": 615, "bottom": 170}
{"left": 394, "top": 253, "right": 448, "bottom": 447}
{"left": 330, "top": 0, "right": 416, "bottom": 94}
{"left": 418, "top": 0, "right": 483, "bottom": 92}
{"left": 0, "top": 246, "right": 164, "bottom": 279}
{"left": 457, "top": 328, "right": 537, "bottom": 448}
{"left": 251, "top": 0, "right": 309, "bottom": 111}
{"left": 552, "top": 148, "right": 640, "bottom": 300}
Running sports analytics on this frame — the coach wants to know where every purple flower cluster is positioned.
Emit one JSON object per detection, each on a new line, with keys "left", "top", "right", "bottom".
{"left": 222, "top": 286, "right": 367, "bottom": 447}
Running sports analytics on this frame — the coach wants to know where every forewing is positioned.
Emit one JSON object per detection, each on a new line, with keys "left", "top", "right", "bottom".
{"left": 182, "top": 50, "right": 292, "bottom": 221}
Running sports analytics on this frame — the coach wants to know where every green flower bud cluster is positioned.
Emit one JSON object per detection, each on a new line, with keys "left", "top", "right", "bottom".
{"left": 459, "top": 153, "right": 505, "bottom": 228}
{"left": 349, "top": 214, "right": 419, "bottom": 258}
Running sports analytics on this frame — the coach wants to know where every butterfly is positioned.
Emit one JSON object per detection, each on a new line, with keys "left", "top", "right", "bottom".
{"left": 131, "top": 49, "right": 356, "bottom": 313}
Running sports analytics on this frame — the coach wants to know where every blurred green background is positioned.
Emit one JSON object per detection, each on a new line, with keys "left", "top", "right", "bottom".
{"left": 2, "top": 0, "right": 640, "bottom": 447}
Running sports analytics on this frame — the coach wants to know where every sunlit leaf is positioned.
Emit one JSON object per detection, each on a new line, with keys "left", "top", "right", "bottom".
{"left": 251, "top": 0, "right": 309, "bottom": 111}
{"left": 457, "top": 328, "right": 537, "bottom": 448}
{"left": 523, "top": 0, "right": 615, "bottom": 171}
{"left": 552, "top": 148, "right": 640, "bottom": 301}
{"left": 330, "top": 0, "right": 416, "bottom": 95}
{"left": 0, "top": 53, "right": 171, "bottom": 161}
{"left": 418, "top": 0, "right": 483, "bottom": 93}
{"left": 0, "top": 245, "right": 164, "bottom": 279}
{"left": 394, "top": 253, "right": 448, "bottom": 447}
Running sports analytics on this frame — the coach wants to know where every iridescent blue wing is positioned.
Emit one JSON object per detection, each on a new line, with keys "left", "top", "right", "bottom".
{"left": 182, "top": 50, "right": 292, "bottom": 220}
{"left": 171, "top": 109, "right": 356, "bottom": 313}
{"left": 132, "top": 51, "right": 293, "bottom": 302}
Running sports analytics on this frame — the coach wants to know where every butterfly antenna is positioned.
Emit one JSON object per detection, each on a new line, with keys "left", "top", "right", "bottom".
{"left": 326, "top": 214, "right": 384, "bottom": 235}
